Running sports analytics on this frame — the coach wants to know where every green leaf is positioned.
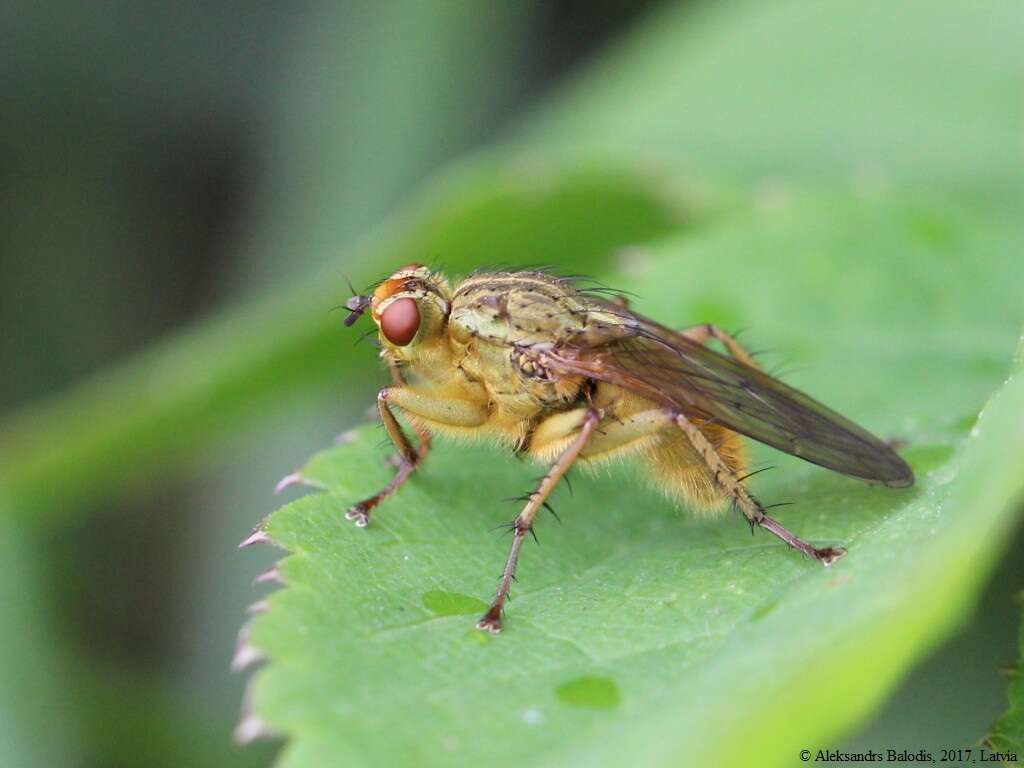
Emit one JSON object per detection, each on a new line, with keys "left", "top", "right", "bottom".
{"left": 242, "top": 188, "right": 1024, "bottom": 767}
{"left": 987, "top": 593, "right": 1024, "bottom": 759}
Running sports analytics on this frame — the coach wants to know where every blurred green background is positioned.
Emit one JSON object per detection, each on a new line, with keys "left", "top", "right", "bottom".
{"left": 0, "top": 1, "right": 1020, "bottom": 767}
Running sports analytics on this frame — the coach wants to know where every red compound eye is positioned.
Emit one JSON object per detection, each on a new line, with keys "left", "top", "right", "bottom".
{"left": 380, "top": 298, "right": 420, "bottom": 346}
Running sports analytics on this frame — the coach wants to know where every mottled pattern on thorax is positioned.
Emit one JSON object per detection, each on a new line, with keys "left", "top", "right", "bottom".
{"left": 447, "top": 272, "right": 589, "bottom": 415}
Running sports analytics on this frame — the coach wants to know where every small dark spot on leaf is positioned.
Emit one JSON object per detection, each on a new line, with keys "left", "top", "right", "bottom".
{"left": 554, "top": 675, "right": 621, "bottom": 710}
{"left": 968, "top": 356, "right": 1010, "bottom": 378}
{"left": 422, "top": 590, "right": 489, "bottom": 617}
{"left": 750, "top": 598, "right": 778, "bottom": 621}
{"left": 906, "top": 211, "right": 955, "bottom": 250}
{"left": 951, "top": 411, "right": 979, "bottom": 434}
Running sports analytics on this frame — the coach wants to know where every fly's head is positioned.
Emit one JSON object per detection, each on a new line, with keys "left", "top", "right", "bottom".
{"left": 346, "top": 264, "right": 452, "bottom": 363}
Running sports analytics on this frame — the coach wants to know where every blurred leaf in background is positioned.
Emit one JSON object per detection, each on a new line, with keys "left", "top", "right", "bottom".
{"left": 0, "top": 515, "right": 78, "bottom": 768}
{"left": 527, "top": 0, "right": 1023, "bottom": 192}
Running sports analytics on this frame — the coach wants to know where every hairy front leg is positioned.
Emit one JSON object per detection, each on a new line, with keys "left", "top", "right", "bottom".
{"left": 345, "top": 386, "right": 488, "bottom": 527}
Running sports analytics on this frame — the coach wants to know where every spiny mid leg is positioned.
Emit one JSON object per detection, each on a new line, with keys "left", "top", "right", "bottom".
{"left": 477, "top": 407, "right": 601, "bottom": 634}
{"left": 673, "top": 411, "right": 845, "bottom": 565}
{"left": 345, "top": 387, "right": 430, "bottom": 527}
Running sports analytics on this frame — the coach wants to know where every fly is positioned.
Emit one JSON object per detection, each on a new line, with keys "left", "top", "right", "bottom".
{"left": 341, "top": 265, "right": 913, "bottom": 633}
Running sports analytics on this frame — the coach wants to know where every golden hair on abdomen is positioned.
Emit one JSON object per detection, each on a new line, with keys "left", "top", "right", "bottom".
{"left": 645, "top": 423, "right": 748, "bottom": 516}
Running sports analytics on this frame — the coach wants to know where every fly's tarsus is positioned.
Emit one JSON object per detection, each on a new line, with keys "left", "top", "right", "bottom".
{"left": 476, "top": 606, "right": 503, "bottom": 635}
{"left": 344, "top": 503, "right": 372, "bottom": 528}
{"left": 344, "top": 381, "right": 432, "bottom": 528}
{"left": 758, "top": 515, "right": 847, "bottom": 565}
{"left": 344, "top": 455, "right": 420, "bottom": 528}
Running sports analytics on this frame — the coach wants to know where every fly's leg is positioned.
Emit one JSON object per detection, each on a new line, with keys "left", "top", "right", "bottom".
{"left": 345, "top": 387, "right": 427, "bottom": 527}
{"left": 380, "top": 360, "right": 424, "bottom": 469}
{"left": 477, "top": 407, "right": 602, "bottom": 634}
{"left": 673, "top": 411, "right": 846, "bottom": 565}
{"left": 679, "top": 324, "right": 760, "bottom": 369}
{"left": 678, "top": 330, "right": 844, "bottom": 560}
{"left": 528, "top": 406, "right": 675, "bottom": 464}
{"left": 345, "top": 387, "right": 487, "bottom": 527}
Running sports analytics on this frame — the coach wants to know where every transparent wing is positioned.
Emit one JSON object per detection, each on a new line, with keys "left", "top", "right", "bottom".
{"left": 545, "top": 304, "right": 914, "bottom": 487}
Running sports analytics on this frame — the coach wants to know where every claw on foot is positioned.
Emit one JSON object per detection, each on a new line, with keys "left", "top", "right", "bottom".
{"left": 475, "top": 607, "right": 503, "bottom": 634}
{"left": 815, "top": 546, "right": 847, "bottom": 566}
{"left": 345, "top": 505, "right": 371, "bottom": 528}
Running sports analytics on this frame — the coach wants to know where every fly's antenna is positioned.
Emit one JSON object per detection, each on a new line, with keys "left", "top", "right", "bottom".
{"left": 344, "top": 294, "right": 372, "bottom": 326}
{"left": 342, "top": 275, "right": 372, "bottom": 327}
